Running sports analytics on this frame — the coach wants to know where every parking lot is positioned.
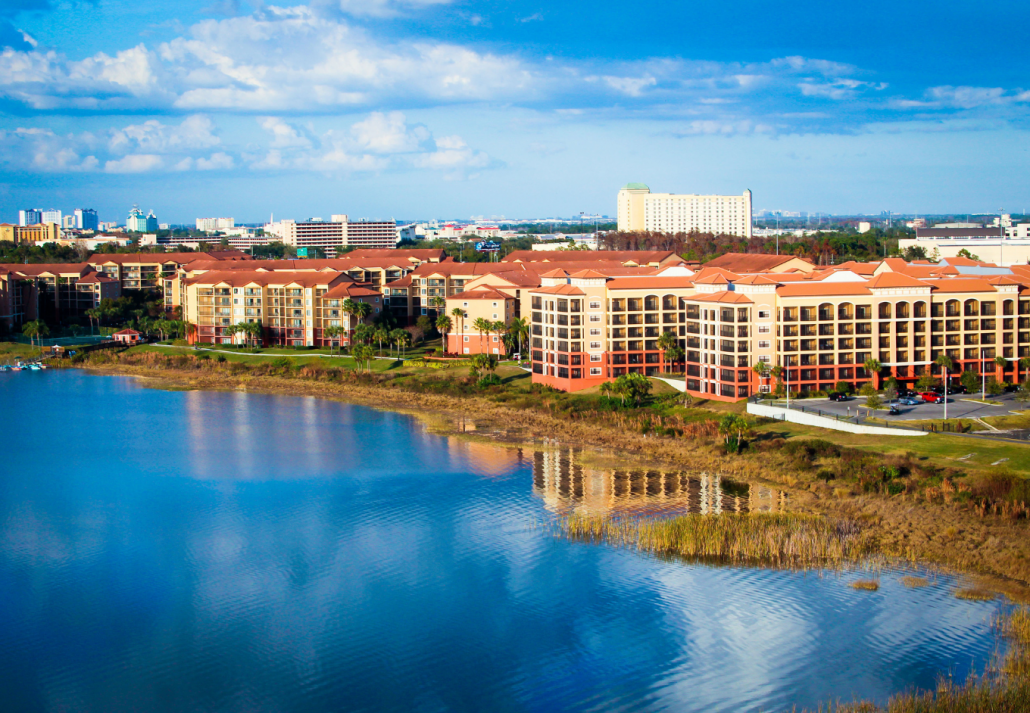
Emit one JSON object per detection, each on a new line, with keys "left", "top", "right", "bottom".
{"left": 779, "top": 391, "right": 1024, "bottom": 423}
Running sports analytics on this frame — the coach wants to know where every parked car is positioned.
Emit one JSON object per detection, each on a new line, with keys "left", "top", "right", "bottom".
{"left": 948, "top": 383, "right": 968, "bottom": 394}
{"left": 898, "top": 397, "right": 920, "bottom": 406}
{"left": 899, "top": 389, "right": 917, "bottom": 398}
{"left": 828, "top": 392, "right": 849, "bottom": 401}
{"left": 920, "top": 392, "right": 945, "bottom": 404}
{"left": 889, "top": 404, "right": 901, "bottom": 415}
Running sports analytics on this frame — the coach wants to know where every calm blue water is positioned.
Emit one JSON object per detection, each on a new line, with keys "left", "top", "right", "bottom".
{"left": 0, "top": 370, "right": 1008, "bottom": 712}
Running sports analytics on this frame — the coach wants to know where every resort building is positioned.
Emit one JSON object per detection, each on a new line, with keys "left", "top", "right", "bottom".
{"left": 0, "top": 263, "right": 120, "bottom": 328}
{"left": 518, "top": 252, "right": 1030, "bottom": 400}
{"left": 444, "top": 287, "right": 517, "bottom": 355}
{"left": 617, "top": 184, "right": 753, "bottom": 238}
{"left": 277, "top": 216, "right": 399, "bottom": 256}
{"left": 0, "top": 222, "right": 62, "bottom": 244}
{"left": 897, "top": 227, "right": 1030, "bottom": 267}
{"left": 180, "top": 270, "right": 381, "bottom": 348}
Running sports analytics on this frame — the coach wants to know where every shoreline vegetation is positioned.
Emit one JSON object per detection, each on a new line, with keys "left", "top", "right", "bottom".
{"left": 13, "top": 342, "right": 1030, "bottom": 710}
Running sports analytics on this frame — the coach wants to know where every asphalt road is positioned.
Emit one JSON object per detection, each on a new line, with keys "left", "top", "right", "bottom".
{"left": 779, "top": 392, "right": 1023, "bottom": 422}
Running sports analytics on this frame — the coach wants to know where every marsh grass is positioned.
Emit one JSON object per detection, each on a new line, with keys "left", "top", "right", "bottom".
{"left": 852, "top": 580, "right": 880, "bottom": 591}
{"left": 954, "top": 588, "right": 996, "bottom": 602}
{"left": 561, "top": 513, "right": 868, "bottom": 568}
{"left": 900, "top": 576, "right": 930, "bottom": 588}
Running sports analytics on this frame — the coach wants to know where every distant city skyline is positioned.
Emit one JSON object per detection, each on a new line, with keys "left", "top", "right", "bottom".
{"left": 1, "top": 0, "right": 1027, "bottom": 222}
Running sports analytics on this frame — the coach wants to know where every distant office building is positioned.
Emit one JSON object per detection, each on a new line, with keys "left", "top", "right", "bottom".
{"left": 276, "top": 214, "right": 399, "bottom": 256}
{"left": 41, "top": 209, "right": 62, "bottom": 225}
{"left": 857, "top": 222, "right": 873, "bottom": 233}
{"left": 127, "top": 207, "right": 159, "bottom": 233}
{"left": 62, "top": 216, "right": 76, "bottom": 230}
{"left": 75, "top": 208, "right": 99, "bottom": 231}
{"left": 18, "top": 209, "right": 42, "bottom": 227}
{"left": 617, "top": 184, "right": 753, "bottom": 238}
{"left": 196, "top": 217, "right": 235, "bottom": 232}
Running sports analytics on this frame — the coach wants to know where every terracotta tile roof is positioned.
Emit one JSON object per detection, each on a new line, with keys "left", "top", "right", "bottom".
{"left": 776, "top": 284, "right": 873, "bottom": 297}
{"left": 925, "top": 278, "right": 997, "bottom": 294}
{"left": 0, "top": 262, "right": 92, "bottom": 276}
{"left": 529, "top": 284, "right": 586, "bottom": 296}
{"left": 606, "top": 276, "right": 695, "bottom": 290}
{"left": 703, "top": 252, "right": 814, "bottom": 272}
{"left": 113, "top": 328, "right": 142, "bottom": 335}
{"left": 568, "top": 269, "right": 609, "bottom": 279}
{"left": 734, "top": 274, "right": 779, "bottom": 285}
{"left": 834, "top": 261, "right": 882, "bottom": 275}
{"left": 448, "top": 287, "right": 513, "bottom": 301}
{"left": 76, "top": 272, "right": 118, "bottom": 284}
{"left": 89, "top": 251, "right": 251, "bottom": 264}
{"left": 687, "top": 291, "right": 754, "bottom": 304}
{"left": 343, "top": 249, "right": 445, "bottom": 261}
{"left": 694, "top": 273, "right": 730, "bottom": 285}
{"left": 941, "top": 256, "right": 999, "bottom": 267}
{"left": 690, "top": 266, "right": 743, "bottom": 281}
{"left": 986, "top": 275, "right": 1023, "bottom": 286}
{"left": 539, "top": 268, "right": 569, "bottom": 278}
{"left": 184, "top": 270, "right": 352, "bottom": 288}
{"left": 865, "top": 273, "right": 930, "bottom": 289}
{"left": 322, "top": 283, "right": 382, "bottom": 299}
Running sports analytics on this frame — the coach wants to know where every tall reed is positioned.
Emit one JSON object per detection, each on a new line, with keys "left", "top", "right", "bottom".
{"left": 561, "top": 513, "right": 868, "bottom": 568}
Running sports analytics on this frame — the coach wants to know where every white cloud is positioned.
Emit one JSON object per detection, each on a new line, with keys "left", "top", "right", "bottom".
{"left": 105, "top": 154, "right": 164, "bottom": 173}
{"left": 196, "top": 151, "right": 235, "bottom": 170}
{"left": 601, "top": 75, "right": 657, "bottom": 97}
{"left": 350, "top": 111, "right": 428, "bottom": 153}
{"left": 320, "top": 0, "right": 454, "bottom": 19}
{"left": 109, "top": 115, "right": 221, "bottom": 154}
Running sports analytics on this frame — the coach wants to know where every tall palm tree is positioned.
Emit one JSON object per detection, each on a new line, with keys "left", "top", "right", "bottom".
{"left": 491, "top": 320, "right": 507, "bottom": 355}
{"left": 507, "top": 317, "right": 529, "bottom": 358}
{"left": 656, "top": 331, "right": 677, "bottom": 373}
{"left": 85, "top": 308, "right": 100, "bottom": 336}
{"left": 1019, "top": 356, "right": 1030, "bottom": 386}
{"left": 436, "top": 314, "right": 452, "bottom": 353}
{"left": 373, "top": 325, "right": 390, "bottom": 356}
{"left": 354, "top": 301, "right": 372, "bottom": 325}
{"left": 390, "top": 328, "right": 407, "bottom": 358}
{"left": 22, "top": 319, "right": 49, "bottom": 355}
{"left": 995, "top": 355, "right": 1009, "bottom": 383}
{"left": 863, "top": 357, "right": 882, "bottom": 389}
{"left": 451, "top": 307, "right": 465, "bottom": 353}
{"left": 324, "top": 325, "right": 344, "bottom": 354}
{"left": 472, "top": 317, "right": 489, "bottom": 354}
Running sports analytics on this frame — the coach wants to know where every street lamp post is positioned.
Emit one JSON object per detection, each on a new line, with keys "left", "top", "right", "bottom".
{"left": 982, "top": 349, "right": 987, "bottom": 401}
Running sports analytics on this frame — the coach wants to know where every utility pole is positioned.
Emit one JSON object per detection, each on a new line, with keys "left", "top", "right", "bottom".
{"left": 982, "top": 349, "right": 986, "bottom": 401}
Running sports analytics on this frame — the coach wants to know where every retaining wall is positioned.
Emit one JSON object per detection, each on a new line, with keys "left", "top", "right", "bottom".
{"left": 747, "top": 402, "right": 928, "bottom": 437}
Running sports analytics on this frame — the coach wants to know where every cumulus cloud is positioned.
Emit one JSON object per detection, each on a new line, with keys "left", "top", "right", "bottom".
{"left": 109, "top": 115, "right": 221, "bottom": 154}
{"left": 196, "top": 151, "right": 235, "bottom": 170}
{"left": 105, "top": 154, "right": 163, "bottom": 173}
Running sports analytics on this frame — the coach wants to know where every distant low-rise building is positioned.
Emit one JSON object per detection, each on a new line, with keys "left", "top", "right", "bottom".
{"left": 196, "top": 217, "right": 235, "bottom": 232}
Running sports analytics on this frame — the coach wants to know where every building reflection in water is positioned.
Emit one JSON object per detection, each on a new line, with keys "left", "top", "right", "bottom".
{"left": 532, "top": 449, "right": 784, "bottom": 516}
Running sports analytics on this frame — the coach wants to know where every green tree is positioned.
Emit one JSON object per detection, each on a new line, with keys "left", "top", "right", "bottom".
{"left": 393, "top": 329, "right": 412, "bottom": 358}
{"left": 472, "top": 317, "right": 490, "bottom": 353}
{"left": 436, "top": 314, "right": 453, "bottom": 352}
{"left": 834, "top": 380, "right": 851, "bottom": 395}
{"left": 1019, "top": 357, "right": 1030, "bottom": 386}
{"left": 915, "top": 369, "right": 937, "bottom": 392}
{"left": 450, "top": 307, "right": 465, "bottom": 352}
{"left": 656, "top": 331, "right": 678, "bottom": 373}
{"left": 85, "top": 308, "right": 100, "bottom": 336}
{"left": 352, "top": 344, "right": 376, "bottom": 373}
{"left": 324, "top": 325, "right": 346, "bottom": 355}
{"left": 373, "top": 326, "right": 390, "bottom": 356}
{"left": 614, "top": 372, "right": 651, "bottom": 406}
{"left": 469, "top": 353, "right": 498, "bottom": 379}
{"left": 863, "top": 357, "right": 882, "bottom": 387}
{"left": 353, "top": 323, "right": 374, "bottom": 345}
{"left": 960, "top": 369, "right": 980, "bottom": 393}
{"left": 718, "top": 414, "right": 754, "bottom": 453}
{"left": 995, "top": 355, "right": 1009, "bottom": 381}
{"left": 22, "top": 319, "right": 49, "bottom": 354}
{"left": 353, "top": 301, "right": 372, "bottom": 324}
{"left": 507, "top": 317, "right": 529, "bottom": 358}
{"left": 986, "top": 377, "right": 1004, "bottom": 396}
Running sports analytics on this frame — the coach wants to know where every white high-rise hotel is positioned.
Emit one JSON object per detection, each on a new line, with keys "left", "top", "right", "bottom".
{"left": 617, "top": 183, "right": 753, "bottom": 238}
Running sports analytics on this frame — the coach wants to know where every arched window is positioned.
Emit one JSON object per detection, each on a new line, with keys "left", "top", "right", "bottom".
{"left": 964, "top": 299, "right": 979, "bottom": 317}
{"left": 837, "top": 302, "right": 854, "bottom": 320}
{"left": 914, "top": 301, "right": 927, "bottom": 319}
{"left": 896, "top": 301, "right": 910, "bottom": 319}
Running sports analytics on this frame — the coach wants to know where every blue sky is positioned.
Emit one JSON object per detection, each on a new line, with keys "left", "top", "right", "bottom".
{"left": 1, "top": 0, "right": 1028, "bottom": 224}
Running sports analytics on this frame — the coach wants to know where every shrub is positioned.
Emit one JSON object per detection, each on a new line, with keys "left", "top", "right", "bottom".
{"left": 270, "top": 356, "right": 293, "bottom": 370}
{"left": 216, "top": 354, "right": 226, "bottom": 363}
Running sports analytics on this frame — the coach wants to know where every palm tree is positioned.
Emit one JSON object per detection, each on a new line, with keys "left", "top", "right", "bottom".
{"left": 353, "top": 323, "right": 373, "bottom": 346}
{"left": 354, "top": 301, "right": 372, "bottom": 325}
{"left": 85, "top": 308, "right": 100, "bottom": 336}
{"left": 472, "top": 317, "right": 490, "bottom": 354}
{"left": 1019, "top": 357, "right": 1030, "bottom": 386}
{"left": 599, "top": 381, "right": 615, "bottom": 403}
{"left": 324, "top": 325, "right": 345, "bottom": 355}
{"left": 995, "top": 355, "right": 1009, "bottom": 383}
{"left": 436, "top": 315, "right": 452, "bottom": 353}
{"left": 491, "top": 320, "right": 507, "bottom": 355}
{"left": 394, "top": 329, "right": 412, "bottom": 359}
{"left": 23, "top": 319, "right": 49, "bottom": 355}
{"left": 451, "top": 307, "right": 465, "bottom": 354}
{"left": 656, "top": 331, "right": 677, "bottom": 373}
{"left": 863, "top": 357, "right": 882, "bottom": 389}
{"left": 507, "top": 316, "right": 529, "bottom": 358}
{"left": 373, "top": 326, "right": 390, "bottom": 356}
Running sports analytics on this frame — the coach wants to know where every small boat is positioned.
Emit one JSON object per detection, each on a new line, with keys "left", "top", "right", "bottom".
{"left": 28, "top": 364, "right": 41, "bottom": 371}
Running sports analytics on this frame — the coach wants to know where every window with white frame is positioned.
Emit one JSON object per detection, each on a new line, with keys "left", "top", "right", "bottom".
{"left": 759, "top": 355, "right": 771, "bottom": 363}
{"left": 589, "top": 341, "right": 601, "bottom": 350}
{"left": 758, "top": 310, "right": 771, "bottom": 319}
{"left": 589, "top": 367, "right": 602, "bottom": 376}
{"left": 758, "top": 340, "right": 771, "bottom": 349}
{"left": 589, "top": 301, "right": 601, "bottom": 309}
{"left": 463, "top": 336, "right": 469, "bottom": 342}
{"left": 590, "top": 354, "right": 602, "bottom": 362}
{"left": 589, "top": 315, "right": 601, "bottom": 322}
{"left": 758, "top": 325, "right": 771, "bottom": 334}
{"left": 589, "top": 328, "right": 601, "bottom": 336}
{"left": 463, "top": 302, "right": 468, "bottom": 308}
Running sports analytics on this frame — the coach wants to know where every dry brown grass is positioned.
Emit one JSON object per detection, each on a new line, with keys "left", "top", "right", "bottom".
{"left": 900, "top": 576, "right": 930, "bottom": 588}
{"left": 954, "top": 587, "right": 996, "bottom": 601}
{"left": 852, "top": 579, "right": 880, "bottom": 591}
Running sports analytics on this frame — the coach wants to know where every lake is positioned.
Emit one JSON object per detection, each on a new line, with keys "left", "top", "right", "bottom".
{"left": 0, "top": 370, "right": 1007, "bottom": 712}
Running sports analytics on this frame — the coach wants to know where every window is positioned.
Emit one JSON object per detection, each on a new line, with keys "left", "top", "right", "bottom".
{"left": 493, "top": 314, "right": 498, "bottom": 319}
{"left": 463, "top": 336, "right": 469, "bottom": 342}
{"left": 758, "top": 340, "right": 771, "bottom": 349}
{"left": 758, "top": 310, "right": 771, "bottom": 319}
{"left": 759, "top": 355, "right": 771, "bottom": 363}
{"left": 589, "top": 341, "right": 601, "bottom": 349}
{"left": 590, "top": 354, "right": 602, "bottom": 362}
{"left": 589, "top": 315, "right": 601, "bottom": 322}
{"left": 589, "top": 328, "right": 601, "bottom": 336}
{"left": 758, "top": 325, "right": 771, "bottom": 334}
{"left": 463, "top": 302, "right": 468, "bottom": 308}
{"left": 492, "top": 302, "right": 498, "bottom": 307}
{"left": 492, "top": 336, "right": 498, "bottom": 342}
{"left": 589, "top": 367, "right": 602, "bottom": 376}
{"left": 589, "top": 301, "right": 601, "bottom": 309}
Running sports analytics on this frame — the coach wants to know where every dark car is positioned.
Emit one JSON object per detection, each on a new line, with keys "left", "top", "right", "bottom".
{"left": 948, "top": 383, "right": 968, "bottom": 394}
{"left": 899, "top": 389, "right": 917, "bottom": 398}
{"left": 920, "top": 392, "right": 945, "bottom": 404}
{"left": 828, "top": 392, "right": 849, "bottom": 401}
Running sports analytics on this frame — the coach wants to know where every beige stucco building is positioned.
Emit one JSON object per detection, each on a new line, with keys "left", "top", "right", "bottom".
{"left": 617, "top": 184, "right": 753, "bottom": 238}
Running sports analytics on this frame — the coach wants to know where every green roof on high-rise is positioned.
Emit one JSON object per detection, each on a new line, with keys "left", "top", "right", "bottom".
{"left": 621, "top": 183, "right": 649, "bottom": 190}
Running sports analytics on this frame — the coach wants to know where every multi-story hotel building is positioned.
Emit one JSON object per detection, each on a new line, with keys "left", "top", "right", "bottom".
{"left": 520, "top": 252, "right": 1030, "bottom": 400}
{"left": 181, "top": 270, "right": 381, "bottom": 348}
{"left": 278, "top": 216, "right": 399, "bottom": 256}
{"left": 617, "top": 184, "right": 753, "bottom": 238}
{"left": 0, "top": 263, "right": 120, "bottom": 328}
{"left": 0, "top": 222, "right": 62, "bottom": 244}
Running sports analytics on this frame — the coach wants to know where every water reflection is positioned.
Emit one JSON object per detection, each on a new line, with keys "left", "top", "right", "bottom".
{"left": 532, "top": 448, "right": 785, "bottom": 516}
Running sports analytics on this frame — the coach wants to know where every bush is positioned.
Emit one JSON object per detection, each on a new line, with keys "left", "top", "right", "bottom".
{"left": 270, "top": 356, "right": 293, "bottom": 370}
{"left": 477, "top": 374, "right": 503, "bottom": 388}
{"left": 216, "top": 354, "right": 226, "bottom": 363}
{"left": 986, "top": 377, "right": 1004, "bottom": 396}
{"left": 866, "top": 393, "right": 883, "bottom": 409}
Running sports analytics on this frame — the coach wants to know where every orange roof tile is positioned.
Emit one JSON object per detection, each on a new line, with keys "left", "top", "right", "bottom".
{"left": 703, "top": 252, "right": 814, "bottom": 272}
{"left": 448, "top": 287, "right": 513, "bottom": 301}
{"left": 734, "top": 274, "right": 779, "bottom": 285}
{"left": 687, "top": 291, "right": 754, "bottom": 304}
{"left": 606, "top": 276, "right": 695, "bottom": 290}
{"left": 529, "top": 284, "right": 586, "bottom": 296}
{"left": 539, "top": 268, "right": 569, "bottom": 278}
{"left": 926, "top": 279, "right": 997, "bottom": 294}
{"left": 865, "top": 273, "right": 930, "bottom": 289}
{"left": 568, "top": 269, "right": 609, "bottom": 279}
